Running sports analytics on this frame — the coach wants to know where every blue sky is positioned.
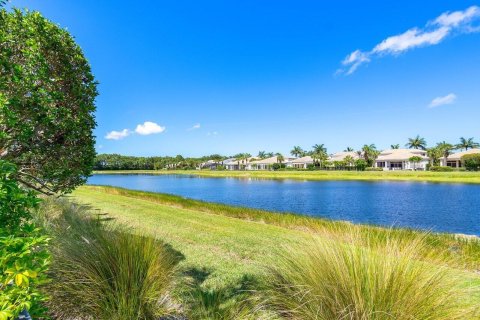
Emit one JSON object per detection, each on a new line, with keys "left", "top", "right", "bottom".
{"left": 9, "top": 1, "right": 480, "bottom": 157}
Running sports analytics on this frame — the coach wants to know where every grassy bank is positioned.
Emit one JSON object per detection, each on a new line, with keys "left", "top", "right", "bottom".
{"left": 93, "top": 169, "right": 480, "bottom": 184}
{"left": 72, "top": 186, "right": 480, "bottom": 276}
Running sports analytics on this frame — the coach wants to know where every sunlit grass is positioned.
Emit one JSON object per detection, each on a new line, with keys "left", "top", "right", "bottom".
{"left": 37, "top": 198, "right": 181, "bottom": 319}
{"left": 260, "top": 228, "right": 479, "bottom": 319}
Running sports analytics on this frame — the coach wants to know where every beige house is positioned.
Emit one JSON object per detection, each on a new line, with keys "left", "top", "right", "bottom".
{"left": 441, "top": 148, "right": 480, "bottom": 167}
{"left": 291, "top": 156, "right": 314, "bottom": 169}
{"left": 375, "top": 148, "right": 429, "bottom": 171}
{"left": 248, "top": 156, "right": 295, "bottom": 170}
{"left": 328, "top": 151, "right": 360, "bottom": 162}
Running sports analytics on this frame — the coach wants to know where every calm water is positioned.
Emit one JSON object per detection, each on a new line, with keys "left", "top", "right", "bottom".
{"left": 87, "top": 174, "right": 480, "bottom": 235}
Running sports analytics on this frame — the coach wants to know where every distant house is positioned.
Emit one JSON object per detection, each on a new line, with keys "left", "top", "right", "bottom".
{"left": 375, "top": 149, "right": 429, "bottom": 171}
{"left": 328, "top": 151, "right": 360, "bottom": 162}
{"left": 223, "top": 158, "right": 239, "bottom": 170}
{"left": 248, "top": 156, "right": 295, "bottom": 170}
{"left": 441, "top": 148, "right": 480, "bottom": 167}
{"left": 197, "top": 159, "right": 220, "bottom": 170}
{"left": 291, "top": 156, "right": 314, "bottom": 169}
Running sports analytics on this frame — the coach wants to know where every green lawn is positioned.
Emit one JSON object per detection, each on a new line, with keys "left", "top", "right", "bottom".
{"left": 93, "top": 169, "right": 480, "bottom": 184}
{"left": 71, "top": 186, "right": 480, "bottom": 294}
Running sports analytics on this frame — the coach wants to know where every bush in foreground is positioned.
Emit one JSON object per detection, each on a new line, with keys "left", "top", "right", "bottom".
{"left": 261, "top": 229, "right": 477, "bottom": 320}
{"left": 0, "top": 161, "right": 50, "bottom": 320}
{"left": 39, "top": 199, "right": 180, "bottom": 319}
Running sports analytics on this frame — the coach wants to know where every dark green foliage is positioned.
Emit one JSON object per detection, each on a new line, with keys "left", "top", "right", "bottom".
{"left": 430, "top": 166, "right": 454, "bottom": 172}
{"left": 355, "top": 159, "right": 368, "bottom": 171}
{"left": 0, "top": 9, "right": 97, "bottom": 194}
{"left": 462, "top": 154, "right": 480, "bottom": 171}
{"left": 0, "top": 160, "right": 50, "bottom": 320}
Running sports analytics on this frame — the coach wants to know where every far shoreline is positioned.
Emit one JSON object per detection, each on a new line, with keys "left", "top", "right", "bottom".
{"left": 91, "top": 169, "right": 480, "bottom": 184}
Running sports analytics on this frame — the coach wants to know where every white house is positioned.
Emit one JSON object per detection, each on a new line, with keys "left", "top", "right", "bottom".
{"left": 291, "top": 156, "right": 314, "bottom": 169}
{"left": 223, "top": 157, "right": 256, "bottom": 170}
{"left": 441, "top": 148, "right": 480, "bottom": 167}
{"left": 248, "top": 156, "right": 295, "bottom": 170}
{"left": 375, "top": 148, "right": 429, "bottom": 171}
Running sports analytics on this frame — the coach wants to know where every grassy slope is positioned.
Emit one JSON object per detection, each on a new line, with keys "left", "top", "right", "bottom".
{"left": 93, "top": 169, "right": 480, "bottom": 184}
{"left": 72, "top": 186, "right": 312, "bottom": 289}
{"left": 72, "top": 186, "right": 480, "bottom": 294}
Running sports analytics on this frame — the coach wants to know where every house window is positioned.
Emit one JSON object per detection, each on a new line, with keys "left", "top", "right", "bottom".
{"left": 446, "top": 161, "right": 457, "bottom": 168}
{"left": 377, "top": 162, "right": 385, "bottom": 168}
{"left": 390, "top": 162, "right": 402, "bottom": 169}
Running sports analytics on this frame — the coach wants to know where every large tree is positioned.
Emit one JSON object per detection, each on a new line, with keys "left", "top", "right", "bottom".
{"left": 406, "top": 135, "right": 427, "bottom": 150}
{"left": 290, "top": 146, "right": 305, "bottom": 158}
{"left": 0, "top": 9, "right": 98, "bottom": 194}
{"left": 457, "top": 137, "right": 479, "bottom": 151}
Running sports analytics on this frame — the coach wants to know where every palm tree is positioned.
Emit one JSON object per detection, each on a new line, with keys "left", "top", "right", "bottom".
{"left": 344, "top": 155, "right": 355, "bottom": 167}
{"left": 361, "top": 144, "right": 379, "bottom": 167}
{"left": 275, "top": 153, "right": 285, "bottom": 165}
{"left": 406, "top": 135, "right": 427, "bottom": 150}
{"left": 290, "top": 146, "right": 305, "bottom": 158}
{"left": 436, "top": 141, "right": 454, "bottom": 165}
{"left": 312, "top": 144, "right": 327, "bottom": 154}
{"left": 242, "top": 153, "right": 251, "bottom": 170}
{"left": 390, "top": 144, "right": 400, "bottom": 149}
{"left": 427, "top": 147, "right": 443, "bottom": 166}
{"left": 457, "top": 137, "right": 479, "bottom": 151}
{"left": 257, "top": 151, "right": 267, "bottom": 159}
{"left": 265, "top": 152, "right": 274, "bottom": 158}
{"left": 409, "top": 156, "right": 422, "bottom": 170}
{"left": 344, "top": 147, "right": 354, "bottom": 152}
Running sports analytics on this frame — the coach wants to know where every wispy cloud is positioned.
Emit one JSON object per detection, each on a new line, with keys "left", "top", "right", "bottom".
{"left": 338, "top": 6, "right": 480, "bottom": 75}
{"left": 135, "top": 121, "right": 166, "bottom": 135}
{"left": 429, "top": 93, "right": 457, "bottom": 108}
{"left": 188, "top": 123, "right": 201, "bottom": 131}
{"left": 207, "top": 131, "right": 218, "bottom": 136}
{"left": 105, "top": 129, "right": 130, "bottom": 140}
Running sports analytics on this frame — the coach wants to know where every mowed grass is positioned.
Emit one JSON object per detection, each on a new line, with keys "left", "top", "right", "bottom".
{"left": 93, "top": 169, "right": 480, "bottom": 184}
{"left": 71, "top": 186, "right": 314, "bottom": 289}
{"left": 71, "top": 186, "right": 480, "bottom": 289}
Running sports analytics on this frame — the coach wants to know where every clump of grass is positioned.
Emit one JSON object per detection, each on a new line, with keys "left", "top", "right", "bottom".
{"left": 38, "top": 199, "right": 181, "bottom": 319}
{"left": 261, "top": 228, "right": 478, "bottom": 320}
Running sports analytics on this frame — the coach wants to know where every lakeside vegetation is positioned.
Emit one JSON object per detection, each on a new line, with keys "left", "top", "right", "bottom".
{"left": 93, "top": 169, "right": 480, "bottom": 184}
{"left": 66, "top": 185, "right": 480, "bottom": 318}
{"left": 1, "top": 2, "right": 479, "bottom": 319}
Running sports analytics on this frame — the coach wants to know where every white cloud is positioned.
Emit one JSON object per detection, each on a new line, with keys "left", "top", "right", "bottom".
{"left": 429, "top": 93, "right": 457, "bottom": 108}
{"left": 105, "top": 129, "right": 130, "bottom": 140}
{"left": 207, "top": 131, "right": 218, "bottom": 136}
{"left": 188, "top": 123, "right": 201, "bottom": 130}
{"left": 339, "top": 6, "right": 480, "bottom": 75}
{"left": 135, "top": 121, "right": 165, "bottom": 135}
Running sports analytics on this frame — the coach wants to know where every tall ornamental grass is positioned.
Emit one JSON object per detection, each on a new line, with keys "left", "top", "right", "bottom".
{"left": 261, "top": 228, "right": 477, "bottom": 320}
{"left": 38, "top": 199, "right": 180, "bottom": 320}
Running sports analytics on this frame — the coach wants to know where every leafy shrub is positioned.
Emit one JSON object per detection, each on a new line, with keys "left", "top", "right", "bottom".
{"left": 0, "top": 161, "right": 50, "bottom": 320}
{"left": 354, "top": 159, "right": 368, "bottom": 171}
{"left": 39, "top": 199, "right": 180, "bottom": 319}
{"left": 462, "top": 154, "right": 480, "bottom": 171}
{"left": 365, "top": 167, "right": 383, "bottom": 171}
{"left": 261, "top": 230, "right": 476, "bottom": 320}
{"left": 430, "top": 166, "right": 454, "bottom": 172}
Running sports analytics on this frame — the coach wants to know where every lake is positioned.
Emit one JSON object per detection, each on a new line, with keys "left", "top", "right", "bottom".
{"left": 87, "top": 174, "right": 480, "bottom": 235}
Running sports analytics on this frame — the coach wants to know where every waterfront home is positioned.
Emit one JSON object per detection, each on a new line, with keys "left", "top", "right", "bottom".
{"left": 441, "top": 148, "right": 480, "bottom": 167}
{"left": 222, "top": 158, "right": 240, "bottom": 170}
{"left": 328, "top": 151, "right": 361, "bottom": 162}
{"left": 291, "top": 156, "right": 314, "bottom": 169}
{"left": 248, "top": 156, "right": 295, "bottom": 170}
{"left": 375, "top": 148, "right": 429, "bottom": 170}
{"left": 222, "top": 157, "right": 256, "bottom": 170}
